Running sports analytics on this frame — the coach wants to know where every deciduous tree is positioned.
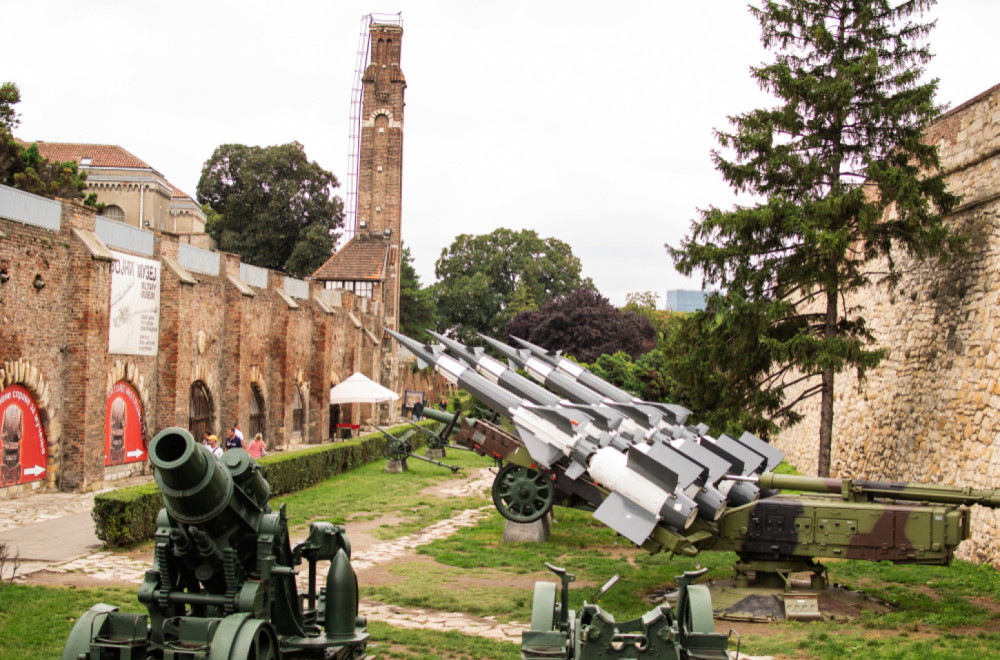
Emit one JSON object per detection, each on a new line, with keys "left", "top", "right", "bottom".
{"left": 668, "top": 0, "right": 961, "bottom": 475}
{"left": 197, "top": 142, "right": 342, "bottom": 278}
{"left": 506, "top": 288, "right": 655, "bottom": 363}
{"left": 433, "top": 228, "right": 590, "bottom": 342}
{"left": 399, "top": 245, "right": 438, "bottom": 343}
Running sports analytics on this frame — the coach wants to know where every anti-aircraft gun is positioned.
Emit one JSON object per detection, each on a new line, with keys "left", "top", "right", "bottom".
{"left": 63, "top": 427, "right": 369, "bottom": 660}
{"left": 386, "top": 329, "right": 1000, "bottom": 594}
{"left": 522, "top": 563, "right": 738, "bottom": 660}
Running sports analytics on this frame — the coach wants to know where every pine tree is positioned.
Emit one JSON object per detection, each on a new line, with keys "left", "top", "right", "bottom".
{"left": 669, "top": 0, "right": 961, "bottom": 476}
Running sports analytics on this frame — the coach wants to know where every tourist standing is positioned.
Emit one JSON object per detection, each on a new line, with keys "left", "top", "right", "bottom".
{"left": 207, "top": 434, "right": 223, "bottom": 458}
{"left": 225, "top": 427, "right": 243, "bottom": 451}
{"left": 412, "top": 399, "right": 424, "bottom": 421}
{"left": 248, "top": 433, "right": 267, "bottom": 459}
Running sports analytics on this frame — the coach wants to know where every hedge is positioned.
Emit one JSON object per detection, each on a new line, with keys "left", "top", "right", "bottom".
{"left": 92, "top": 422, "right": 428, "bottom": 548}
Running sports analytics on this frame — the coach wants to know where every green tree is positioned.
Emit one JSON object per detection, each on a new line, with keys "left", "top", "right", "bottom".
{"left": 0, "top": 82, "right": 99, "bottom": 208}
{"left": 0, "top": 82, "right": 21, "bottom": 132}
{"left": 399, "top": 245, "right": 438, "bottom": 343}
{"left": 196, "top": 142, "right": 342, "bottom": 278}
{"left": 433, "top": 228, "right": 590, "bottom": 343}
{"left": 669, "top": 0, "right": 961, "bottom": 475}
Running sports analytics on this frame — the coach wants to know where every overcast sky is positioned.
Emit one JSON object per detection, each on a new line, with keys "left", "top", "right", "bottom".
{"left": 7, "top": 1, "right": 999, "bottom": 306}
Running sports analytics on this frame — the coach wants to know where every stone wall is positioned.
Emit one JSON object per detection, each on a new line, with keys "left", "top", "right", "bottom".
{"left": 772, "top": 83, "right": 1000, "bottom": 566}
{"left": 0, "top": 194, "right": 429, "bottom": 496}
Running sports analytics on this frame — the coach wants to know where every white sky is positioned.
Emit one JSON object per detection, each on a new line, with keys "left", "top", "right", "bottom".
{"left": 7, "top": 1, "right": 999, "bottom": 306}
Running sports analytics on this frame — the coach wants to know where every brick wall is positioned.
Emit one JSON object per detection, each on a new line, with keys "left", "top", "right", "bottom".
{"left": 0, "top": 193, "right": 424, "bottom": 496}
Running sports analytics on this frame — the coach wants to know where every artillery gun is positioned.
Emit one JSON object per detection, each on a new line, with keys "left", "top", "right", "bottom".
{"left": 376, "top": 425, "right": 461, "bottom": 473}
{"left": 63, "top": 427, "right": 369, "bottom": 660}
{"left": 387, "top": 329, "right": 1000, "bottom": 597}
{"left": 522, "top": 563, "right": 738, "bottom": 660}
{"left": 404, "top": 408, "right": 477, "bottom": 457}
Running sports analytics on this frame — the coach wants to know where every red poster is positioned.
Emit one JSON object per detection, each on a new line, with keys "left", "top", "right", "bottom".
{"left": 105, "top": 381, "right": 146, "bottom": 466}
{"left": 0, "top": 384, "right": 48, "bottom": 487}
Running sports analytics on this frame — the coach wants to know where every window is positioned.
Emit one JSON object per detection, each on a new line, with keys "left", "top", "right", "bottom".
{"left": 249, "top": 386, "right": 264, "bottom": 440}
{"left": 292, "top": 387, "right": 304, "bottom": 435}
{"left": 104, "top": 205, "right": 125, "bottom": 223}
{"left": 324, "top": 280, "right": 374, "bottom": 298}
{"left": 189, "top": 382, "right": 212, "bottom": 441}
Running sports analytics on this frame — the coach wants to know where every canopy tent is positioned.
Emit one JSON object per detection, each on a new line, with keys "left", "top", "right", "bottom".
{"left": 329, "top": 372, "right": 400, "bottom": 404}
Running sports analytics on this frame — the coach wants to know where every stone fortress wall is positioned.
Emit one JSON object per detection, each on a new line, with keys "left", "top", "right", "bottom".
{"left": 772, "top": 83, "right": 1000, "bottom": 566}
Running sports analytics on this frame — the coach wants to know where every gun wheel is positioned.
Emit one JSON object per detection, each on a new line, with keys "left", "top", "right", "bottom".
{"left": 492, "top": 463, "right": 554, "bottom": 523}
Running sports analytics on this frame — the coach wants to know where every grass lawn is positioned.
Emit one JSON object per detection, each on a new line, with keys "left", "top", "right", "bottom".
{"left": 273, "top": 444, "right": 496, "bottom": 539}
{"left": 6, "top": 442, "right": 1000, "bottom": 659}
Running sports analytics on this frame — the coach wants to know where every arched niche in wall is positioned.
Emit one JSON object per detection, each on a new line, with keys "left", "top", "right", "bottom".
{"left": 0, "top": 359, "right": 55, "bottom": 489}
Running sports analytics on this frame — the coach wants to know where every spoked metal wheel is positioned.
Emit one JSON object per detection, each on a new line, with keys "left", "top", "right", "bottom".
{"left": 492, "top": 463, "right": 555, "bottom": 523}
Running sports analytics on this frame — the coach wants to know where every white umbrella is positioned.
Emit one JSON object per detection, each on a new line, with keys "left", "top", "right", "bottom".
{"left": 329, "top": 372, "right": 400, "bottom": 404}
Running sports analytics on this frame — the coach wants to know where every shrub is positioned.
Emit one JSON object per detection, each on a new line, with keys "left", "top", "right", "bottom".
{"left": 92, "top": 423, "right": 426, "bottom": 548}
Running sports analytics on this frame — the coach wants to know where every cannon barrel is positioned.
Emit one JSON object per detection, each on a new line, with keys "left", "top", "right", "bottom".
{"left": 752, "top": 472, "right": 1000, "bottom": 508}
{"left": 422, "top": 407, "right": 456, "bottom": 424}
{"left": 149, "top": 427, "right": 235, "bottom": 524}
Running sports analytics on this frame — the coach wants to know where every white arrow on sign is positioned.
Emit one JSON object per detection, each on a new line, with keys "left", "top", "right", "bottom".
{"left": 127, "top": 449, "right": 145, "bottom": 459}
{"left": 23, "top": 465, "right": 46, "bottom": 477}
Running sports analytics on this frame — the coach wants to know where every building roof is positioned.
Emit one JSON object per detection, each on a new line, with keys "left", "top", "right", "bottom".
{"left": 312, "top": 232, "right": 389, "bottom": 281}
{"left": 23, "top": 141, "right": 160, "bottom": 173}
{"left": 19, "top": 140, "right": 199, "bottom": 201}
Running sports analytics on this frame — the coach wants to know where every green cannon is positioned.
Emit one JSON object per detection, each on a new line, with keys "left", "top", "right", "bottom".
{"left": 522, "top": 563, "right": 737, "bottom": 660}
{"left": 63, "top": 427, "right": 368, "bottom": 660}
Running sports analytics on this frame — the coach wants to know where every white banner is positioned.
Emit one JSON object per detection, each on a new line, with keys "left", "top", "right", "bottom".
{"left": 108, "top": 250, "right": 161, "bottom": 355}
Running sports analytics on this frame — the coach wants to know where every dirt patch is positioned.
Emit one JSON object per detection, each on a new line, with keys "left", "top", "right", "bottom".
{"left": 344, "top": 514, "right": 408, "bottom": 554}
{"left": 20, "top": 569, "right": 138, "bottom": 589}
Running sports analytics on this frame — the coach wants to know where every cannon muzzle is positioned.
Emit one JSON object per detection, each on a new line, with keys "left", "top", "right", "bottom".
{"left": 149, "top": 427, "right": 235, "bottom": 525}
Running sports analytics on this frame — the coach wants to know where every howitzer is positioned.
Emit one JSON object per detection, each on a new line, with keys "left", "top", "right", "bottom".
{"left": 522, "top": 564, "right": 738, "bottom": 660}
{"left": 407, "top": 408, "right": 476, "bottom": 454}
{"left": 377, "top": 425, "right": 461, "bottom": 473}
{"left": 63, "top": 427, "right": 368, "bottom": 660}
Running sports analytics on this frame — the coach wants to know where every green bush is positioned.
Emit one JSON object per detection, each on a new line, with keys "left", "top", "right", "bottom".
{"left": 92, "top": 423, "right": 427, "bottom": 548}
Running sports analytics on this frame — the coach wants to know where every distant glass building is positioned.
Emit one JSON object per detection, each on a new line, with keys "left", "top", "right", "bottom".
{"left": 665, "top": 289, "right": 709, "bottom": 312}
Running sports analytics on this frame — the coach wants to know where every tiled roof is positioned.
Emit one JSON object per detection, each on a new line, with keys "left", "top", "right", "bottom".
{"left": 20, "top": 141, "right": 160, "bottom": 173}
{"left": 166, "top": 181, "right": 195, "bottom": 201}
{"left": 312, "top": 232, "right": 389, "bottom": 281}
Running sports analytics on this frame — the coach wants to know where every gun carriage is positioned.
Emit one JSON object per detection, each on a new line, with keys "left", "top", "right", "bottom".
{"left": 64, "top": 427, "right": 368, "bottom": 660}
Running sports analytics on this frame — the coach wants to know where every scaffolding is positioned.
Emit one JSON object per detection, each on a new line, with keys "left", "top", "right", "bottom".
{"left": 340, "top": 12, "right": 403, "bottom": 252}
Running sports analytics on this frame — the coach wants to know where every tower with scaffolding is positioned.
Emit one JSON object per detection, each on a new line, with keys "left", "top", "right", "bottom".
{"left": 312, "top": 13, "right": 406, "bottom": 389}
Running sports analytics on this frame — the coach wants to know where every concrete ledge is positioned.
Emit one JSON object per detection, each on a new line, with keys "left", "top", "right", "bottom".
{"left": 71, "top": 228, "right": 116, "bottom": 261}
{"left": 274, "top": 286, "right": 300, "bottom": 309}
{"left": 227, "top": 274, "right": 255, "bottom": 297}
{"left": 161, "top": 254, "right": 197, "bottom": 285}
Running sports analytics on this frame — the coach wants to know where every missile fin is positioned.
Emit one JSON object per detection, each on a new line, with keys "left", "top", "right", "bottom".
{"left": 625, "top": 445, "right": 679, "bottom": 493}
{"left": 513, "top": 423, "right": 563, "bottom": 468}
{"left": 565, "top": 460, "right": 587, "bottom": 480}
{"left": 594, "top": 492, "right": 659, "bottom": 546}
{"left": 736, "top": 431, "right": 785, "bottom": 471}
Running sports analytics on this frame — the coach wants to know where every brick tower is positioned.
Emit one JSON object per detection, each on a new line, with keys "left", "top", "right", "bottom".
{"left": 357, "top": 21, "right": 405, "bottom": 332}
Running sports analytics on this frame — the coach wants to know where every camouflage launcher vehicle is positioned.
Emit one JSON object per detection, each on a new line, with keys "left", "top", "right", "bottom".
{"left": 389, "top": 329, "right": 1000, "bottom": 586}
{"left": 63, "top": 427, "right": 369, "bottom": 660}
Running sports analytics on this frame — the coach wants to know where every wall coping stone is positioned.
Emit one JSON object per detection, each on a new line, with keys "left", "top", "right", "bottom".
{"left": 71, "top": 228, "right": 116, "bottom": 262}
{"left": 161, "top": 254, "right": 197, "bottom": 285}
{"left": 227, "top": 274, "right": 255, "bottom": 298}
{"left": 274, "top": 286, "right": 299, "bottom": 309}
